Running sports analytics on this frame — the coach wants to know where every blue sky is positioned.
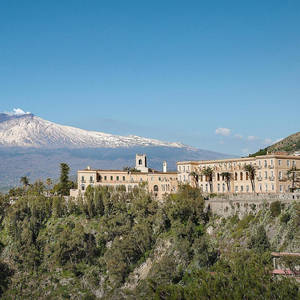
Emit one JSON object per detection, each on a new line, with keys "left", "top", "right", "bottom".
{"left": 1, "top": 1, "right": 299, "bottom": 155}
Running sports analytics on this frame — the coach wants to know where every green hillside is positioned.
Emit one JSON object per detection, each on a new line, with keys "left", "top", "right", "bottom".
{"left": 250, "top": 131, "right": 300, "bottom": 157}
{"left": 0, "top": 184, "right": 299, "bottom": 299}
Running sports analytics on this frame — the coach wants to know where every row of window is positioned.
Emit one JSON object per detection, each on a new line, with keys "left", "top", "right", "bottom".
{"left": 178, "top": 159, "right": 297, "bottom": 172}
{"left": 81, "top": 175, "right": 175, "bottom": 183}
{"left": 277, "top": 160, "right": 296, "bottom": 167}
{"left": 81, "top": 184, "right": 139, "bottom": 191}
{"left": 196, "top": 183, "right": 290, "bottom": 193}
{"left": 178, "top": 165, "right": 190, "bottom": 172}
{"left": 257, "top": 171, "right": 274, "bottom": 180}
{"left": 179, "top": 170, "right": 290, "bottom": 182}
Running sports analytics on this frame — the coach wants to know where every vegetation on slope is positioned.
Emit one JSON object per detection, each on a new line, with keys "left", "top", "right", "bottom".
{"left": 0, "top": 183, "right": 299, "bottom": 299}
{"left": 250, "top": 131, "right": 300, "bottom": 156}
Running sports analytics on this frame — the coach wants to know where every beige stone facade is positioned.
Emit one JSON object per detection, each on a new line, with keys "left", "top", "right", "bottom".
{"left": 177, "top": 154, "right": 300, "bottom": 194}
{"left": 70, "top": 155, "right": 178, "bottom": 200}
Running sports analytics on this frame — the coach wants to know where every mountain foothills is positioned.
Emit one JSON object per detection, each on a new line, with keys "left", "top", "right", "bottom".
{"left": 251, "top": 131, "right": 300, "bottom": 157}
{"left": 0, "top": 112, "right": 230, "bottom": 190}
{"left": 0, "top": 184, "right": 299, "bottom": 299}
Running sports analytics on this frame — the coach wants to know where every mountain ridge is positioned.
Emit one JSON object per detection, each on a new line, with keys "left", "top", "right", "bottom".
{"left": 0, "top": 113, "right": 189, "bottom": 149}
{"left": 0, "top": 111, "right": 231, "bottom": 189}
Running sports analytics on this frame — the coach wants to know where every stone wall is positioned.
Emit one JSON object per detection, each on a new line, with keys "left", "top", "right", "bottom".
{"left": 205, "top": 193, "right": 300, "bottom": 217}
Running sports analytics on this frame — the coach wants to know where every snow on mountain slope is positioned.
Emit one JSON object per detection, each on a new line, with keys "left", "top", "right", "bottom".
{"left": 0, "top": 113, "right": 189, "bottom": 149}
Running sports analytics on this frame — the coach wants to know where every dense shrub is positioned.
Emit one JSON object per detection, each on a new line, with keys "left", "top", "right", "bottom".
{"left": 280, "top": 212, "right": 291, "bottom": 224}
{"left": 270, "top": 201, "right": 281, "bottom": 217}
{"left": 248, "top": 225, "right": 270, "bottom": 252}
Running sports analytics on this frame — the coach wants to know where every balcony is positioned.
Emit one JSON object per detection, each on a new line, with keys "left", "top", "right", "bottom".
{"left": 257, "top": 176, "right": 262, "bottom": 181}
{"left": 257, "top": 166, "right": 262, "bottom": 169}
{"left": 279, "top": 177, "right": 287, "bottom": 182}
{"left": 269, "top": 176, "right": 275, "bottom": 181}
{"left": 268, "top": 165, "right": 274, "bottom": 169}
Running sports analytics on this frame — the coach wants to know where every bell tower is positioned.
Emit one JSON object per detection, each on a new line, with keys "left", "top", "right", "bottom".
{"left": 135, "top": 154, "right": 148, "bottom": 173}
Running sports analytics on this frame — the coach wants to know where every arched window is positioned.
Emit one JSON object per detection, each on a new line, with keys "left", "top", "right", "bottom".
{"left": 154, "top": 185, "right": 159, "bottom": 192}
{"left": 139, "top": 159, "right": 142, "bottom": 165}
{"left": 235, "top": 172, "right": 238, "bottom": 180}
{"left": 217, "top": 173, "right": 220, "bottom": 181}
{"left": 240, "top": 172, "right": 243, "bottom": 180}
{"left": 246, "top": 172, "right": 249, "bottom": 180}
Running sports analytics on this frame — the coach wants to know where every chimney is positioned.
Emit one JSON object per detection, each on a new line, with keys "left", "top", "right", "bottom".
{"left": 163, "top": 161, "right": 167, "bottom": 173}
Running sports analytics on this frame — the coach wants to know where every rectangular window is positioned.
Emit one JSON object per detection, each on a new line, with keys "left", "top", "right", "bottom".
{"left": 287, "top": 160, "right": 290, "bottom": 167}
{"left": 90, "top": 176, "right": 93, "bottom": 182}
{"left": 278, "top": 160, "right": 281, "bottom": 166}
{"left": 116, "top": 176, "right": 119, "bottom": 181}
{"left": 246, "top": 185, "right": 249, "bottom": 192}
{"left": 280, "top": 185, "right": 283, "bottom": 192}
{"left": 292, "top": 160, "right": 296, "bottom": 167}
{"left": 110, "top": 176, "right": 113, "bottom": 180}
{"left": 81, "top": 176, "right": 84, "bottom": 182}
{"left": 265, "top": 184, "right": 268, "bottom": 192}
{"left": 264, "top": 160, "right": 267, "bottom": 168}
{"left": 259, "top": 184, "right": 262, "bottom": 191}
{"left": 104, "top": 176, "right": 107, "bottom": 180}
{"left": 272, "top": 184, "right": 274, "bottom": 191}
{"left": 264, "top": 171, "right": 268, "bottom": 179}
{"left": 123, "top": 176, "right": 125, "bottom": 181}
{"left": 279, "top": 171, "right": 282, "bottom": 179}
{"left": 241, "top": 186, "right": 244, "bottom": 192}
{"left": 235, "top": 186, "right": 238, "bottom": 192}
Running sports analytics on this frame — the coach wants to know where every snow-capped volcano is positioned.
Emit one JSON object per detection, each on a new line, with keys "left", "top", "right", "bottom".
{"left": 0, "top": 112, "right": 188, "bottom": 149}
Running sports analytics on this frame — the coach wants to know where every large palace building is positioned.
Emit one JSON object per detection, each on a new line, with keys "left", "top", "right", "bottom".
{"left": 177, "top": 153, "right": 300, "bottom": 194}
{"left": 70, "top": 154, "right": 178, "bottom": 200}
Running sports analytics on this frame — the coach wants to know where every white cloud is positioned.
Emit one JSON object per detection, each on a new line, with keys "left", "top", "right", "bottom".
{"left": 4, "top": 108, "right": 31, "bottom": 116}
{"left": 215, "top": 127, "right": 231, "bottom": 136}
{"left": 247, "top": 135, "right": 257, "bottom": 141}
{"left": 234, "top": 134, "right": 243, "bottom": 139}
